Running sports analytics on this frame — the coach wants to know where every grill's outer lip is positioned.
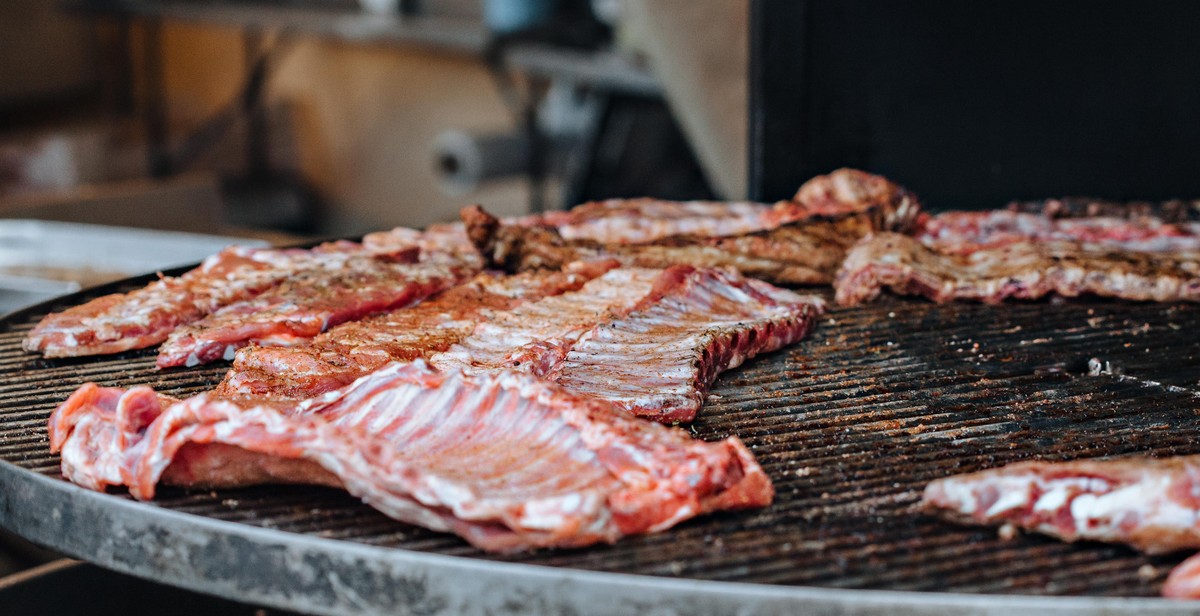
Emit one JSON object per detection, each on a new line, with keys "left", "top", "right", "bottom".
{"left": 3, "top": 267, "right": 1200, "bottom": 611}
{"left": 0, "top": 460, "right": 1194, "bottom": 616}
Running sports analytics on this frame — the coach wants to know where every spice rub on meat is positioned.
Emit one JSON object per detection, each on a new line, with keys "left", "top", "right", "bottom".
{"left": 156, "top": 251, "right": 471, "bottom": 368}
{"left": 463, "top": 168, "right": 922, "bottom": 286}
{"left": 834, "top": 232, "right": 1200, "bottom": 306}
{"left": 213, "top": 261, "right": 618, "bottom": 400}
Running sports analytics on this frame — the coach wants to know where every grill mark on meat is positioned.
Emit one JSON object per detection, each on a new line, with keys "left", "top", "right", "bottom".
{"left": 922, "top": 456, "right": 1200, "bottom": 556}
{"left": 22, "top": 243, "right": 363, "bottom": 358}
{"left": 212, "top": 261, "right": 618, "bottom": 399}
{"left": 549, "top": 268, "right": 826, "bottom": 422}
{"left": 920, "top": 210, "right": 1200, "bottom": 255}
{"left": 49, "top": 361, "right": 772, "bottom": 552}
{"left": 428, "top": 267, "right": 664, "bottom": 375}
{"left": 462, "top": 168, "right": 922, "bottom": 286}
{"left": 835, "top": 232, "right": 1200, "bottom": 306}
{"left": 157, "top": 254, "right": 471, "bottom": 368}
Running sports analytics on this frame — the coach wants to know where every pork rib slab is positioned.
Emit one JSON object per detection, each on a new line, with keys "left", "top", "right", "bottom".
{"left": 919, "top": 210, "right": 1200, "bottom": 255}
{"left": 834, "top": 232, "right": 1200, "bottom": 306}
{"left": 157, "top": 255, "right": 468, "bottom": 368}
{"left": 462, "top": 169, "right": 921, "bottom": 286}
{"left": 428, "top": 266, "right": 663, "bottom": 374}
{"left": 50, "top": 361, "right": 772, "bottom": 552}
{"left": 22, "top": 243, "right": 359, "bottom": 358}
{"left": 550, "top": 267, "right": 826, "bottom": 422}
{"left": 212, "top": 261, "right": 618, "bottom": 399}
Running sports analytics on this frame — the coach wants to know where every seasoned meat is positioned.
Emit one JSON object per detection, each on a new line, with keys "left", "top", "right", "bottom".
{"left": 920, "top": 210, "right": 1200, "bottom": 255}
{"left": 213, "top": 261, "right": 618, "bottom": 399}
{"left": 157, "top": 253, "right": 470, "bottom": 368}
{"left": 835, "top": 232, "right": 1200, "bottom": 305}
{"left": 462, "top": 168, "right": 922, "bottom": 286}
{"left": 23, "top": 243, "right": 358, "bottom": 358}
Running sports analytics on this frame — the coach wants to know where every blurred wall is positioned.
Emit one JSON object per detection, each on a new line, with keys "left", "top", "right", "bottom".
{"left": 152, "top": 23, "right": 529, "bottom": 235}
{"left": 0, "top": 0, "right": 98, "bottom": 106}
{"left": 622, "top": 0, "right": 748, "bottom": 200}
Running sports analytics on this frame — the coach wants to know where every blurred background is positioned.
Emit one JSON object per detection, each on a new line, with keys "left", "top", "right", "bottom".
{"left": 0, "top": 0, "right": 746, "bottom": 239}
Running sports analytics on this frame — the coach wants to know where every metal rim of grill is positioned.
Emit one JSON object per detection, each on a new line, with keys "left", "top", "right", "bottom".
{"left": 1, "top": 271, "right": 1199, "bottom": 615}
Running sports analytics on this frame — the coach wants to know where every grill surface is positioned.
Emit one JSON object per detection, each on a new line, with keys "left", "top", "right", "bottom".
{"left": 1, "top": 272, "right": 1199, "bottom": 610}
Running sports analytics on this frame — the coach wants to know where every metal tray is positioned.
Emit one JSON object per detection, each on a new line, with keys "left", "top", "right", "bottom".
{"left": 0, "top": 219, "right": 264, "bottom": 315}
{"left": 0, "top": 273, "right": 1199, "bottom": 615}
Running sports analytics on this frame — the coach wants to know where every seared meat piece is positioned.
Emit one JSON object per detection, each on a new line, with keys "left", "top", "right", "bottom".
{"left": 792, "top": 167, "right": 923, "bottom": 231}
{"left": 213, "top": 261, "right": 617, "bottom": 399}
{"left": 24, "top": 222, "right": 485, "bottom": 360}
{"left": 835, "top": 232, "right": 1200, "bottom": 305}
{"left": 157, "top": 252, "right": 470, "bottom": 368}
{"left": 463, "top": 168, "right": 921, "bottom": 286}
{"left": 535, "top": 198, "right": 787, "bottom": 244}
{"left": 23, "top": 242, "right": 361, "bottom": 358}
{"left": 920, "top": 210, "right": 1200, "bottom": 255}
{"left": 50, "top": 361, "right": 773, "bottom": 552}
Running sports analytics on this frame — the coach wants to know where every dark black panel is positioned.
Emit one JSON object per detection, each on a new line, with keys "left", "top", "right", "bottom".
{"left": 750, "top": 0, "right": 1200, "bottom": 207}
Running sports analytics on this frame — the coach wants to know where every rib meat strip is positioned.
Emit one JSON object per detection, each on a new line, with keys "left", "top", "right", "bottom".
{"left": 157, "top": 253, "right": 471, "bottom": 368}
{"left": 548, "top": 267, "right": 826, "bottom": 422}
{"left": 428, "top": 266, "right": 664, "bottom": 374}
{"left": 463, "top": 168, "right": 922, "bottom": 286}
{"left": 834, "top": 232, "right": 1200, "bottom": 306}
{"left": 212, "top": 261, "right": 618, "bottom": 399}
{"left": 49, "top": 361, "right": 773, "bottom": 552}
{"left": 922, "top": 456, "right": 1200, "bottom": 555}
{"left": 533, "top": 198, "right": 794, "bottom": 244}
{"left": 919, "top": 210, "right": 1200, "bottom": 255}
{"left": 23, "top": 242, "right": 364, "bottom": 358}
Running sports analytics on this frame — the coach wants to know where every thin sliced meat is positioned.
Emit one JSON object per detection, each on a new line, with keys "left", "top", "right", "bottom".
{"left": 462, "top": 169, "right": 922, "bottom": 286}
{"left": 428, "top": 266, "right": 664, "bottom": 374}
{"left": 22, "top": 243, "right": 356, "bottom": 358}
{"left": 157, "top": 254, "right": 469, "bottom": 368}
{"left": 50, "top": 361, "right": 772, "bottom": 552}
{"left": 213, "top": 261, "right": 618, "bottom": 399}
{"left": 549, "top": 267, "right": 825, "bottom": 422}
{"left": 922, "top": 456, "right": 1200, "bottom": 554}
{"left": 919, "top": 210, "right": 1200, "bottom": 255}
{"left": 834, "top": 232, "right": 1200, "bottom": 306}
